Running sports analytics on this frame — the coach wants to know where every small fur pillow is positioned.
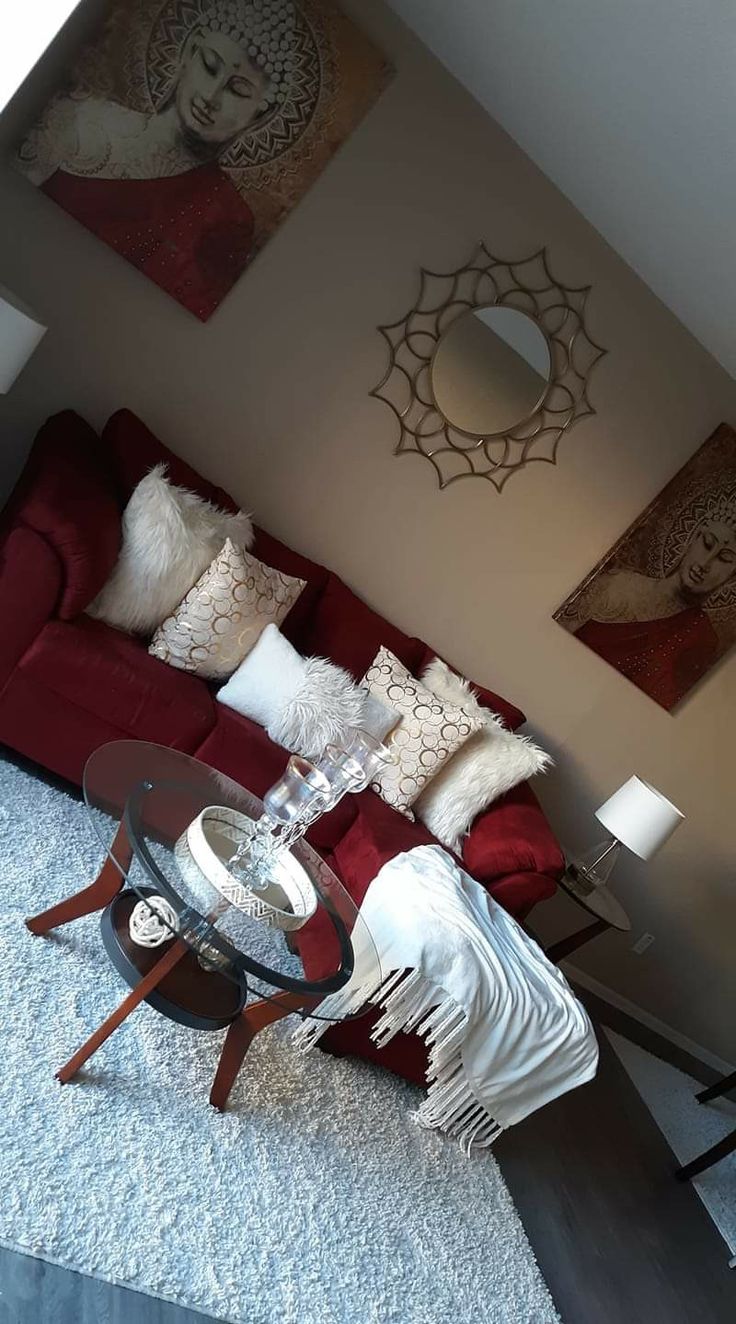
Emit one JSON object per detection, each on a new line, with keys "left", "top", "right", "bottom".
{"left": 88, "top": 464, "right": 253, "bottom": 635}
{"left": 149, "top": 541, "right": 304, "bottom": 680}
{"left": 217, "top": 625, "right": 397, "bottom": 759}
{"left": 361, "top": 647, "right": 483, "bottom": 815}
{"left": 415, "top": 659, "right": 552, "bottom": 851}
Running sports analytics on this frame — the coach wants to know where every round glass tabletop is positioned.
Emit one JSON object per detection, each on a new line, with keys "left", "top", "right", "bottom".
{"left": 83, "top": 741, "right": 380, "bottom": 1022}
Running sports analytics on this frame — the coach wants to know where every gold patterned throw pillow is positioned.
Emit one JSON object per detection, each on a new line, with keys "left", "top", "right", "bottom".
{"left": 149, "top": 540, "right": 305, "bottom": 680}
{"left": 360, "top": 646, "right": 483, "bottom": 816}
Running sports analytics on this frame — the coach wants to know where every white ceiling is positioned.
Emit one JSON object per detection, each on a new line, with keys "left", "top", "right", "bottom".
{"left": 1, "top": 2, "right": 81, "bottom": 114}
{"left": 387, "top": 0, "right": 736, "bottom": 380}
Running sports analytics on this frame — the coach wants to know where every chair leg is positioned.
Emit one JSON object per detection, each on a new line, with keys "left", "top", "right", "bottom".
{"left": 696, "top": 1069, "right": 736, "bottom": 1105}
{"left": 56, "top": 937, "right": 189, "bottom": 1084}
{"left": 675, "top": 1128, "right": 736, "bottom": 1181}
{"left": 210, "top": 992, "right": 312, "bottom": 1112}
{"left": 26, "top": 820, "right": 132, "bottom": 936}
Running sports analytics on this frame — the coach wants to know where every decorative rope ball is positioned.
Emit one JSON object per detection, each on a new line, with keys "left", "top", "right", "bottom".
{"left": 129, "top": 895, "right": 179, "bottom": 948}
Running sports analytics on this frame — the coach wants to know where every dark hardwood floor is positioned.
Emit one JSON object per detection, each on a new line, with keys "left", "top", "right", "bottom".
{"left": 0, "top": 1253, "right": 212, "bottom": 1324}
{"left": 496, "top": 1025, "right": 736, "bottom": 1324}
{"left": 1, "top": 1014, "right": 733, "bottom": 1324}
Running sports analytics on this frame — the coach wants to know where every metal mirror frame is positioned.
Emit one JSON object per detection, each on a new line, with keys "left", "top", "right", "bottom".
{"left": 370, "top": 243, "right": 607, "bottom": 493}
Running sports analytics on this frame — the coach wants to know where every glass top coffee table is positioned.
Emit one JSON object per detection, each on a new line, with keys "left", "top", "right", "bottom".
{"left": 26, "top": 741, "right": 380, "bottom": 1111}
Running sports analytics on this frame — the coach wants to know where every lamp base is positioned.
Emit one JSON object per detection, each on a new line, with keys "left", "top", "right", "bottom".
{"left": 567, "top": 837, "right": 621, "bottom": 893}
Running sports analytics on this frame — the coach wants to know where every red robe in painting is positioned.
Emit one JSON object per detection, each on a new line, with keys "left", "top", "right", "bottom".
{"left": 42, "top": 165, "right": 254, "bottom": 321}
{"left": 574, "top": 608, "right": 719, "bottom": 710}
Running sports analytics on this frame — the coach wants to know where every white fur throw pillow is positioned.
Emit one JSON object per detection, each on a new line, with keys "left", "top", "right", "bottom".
{"left": 87, "top": 464, "right": 253, "bottom": 635}
{"left": 217, "top": 625, "right": 397, "bottom": 759}
{"left": 415, "top": 659, "right": 552, "bottom": 851}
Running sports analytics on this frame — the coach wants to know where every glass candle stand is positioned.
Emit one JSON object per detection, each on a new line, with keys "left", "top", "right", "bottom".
{"left": 227, "top": 731, "right": 396, "bottom": 893}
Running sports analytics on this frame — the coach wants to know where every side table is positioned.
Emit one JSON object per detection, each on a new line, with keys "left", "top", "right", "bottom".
{"left": 545, "top": 861, "right": 631, "bottom": 962}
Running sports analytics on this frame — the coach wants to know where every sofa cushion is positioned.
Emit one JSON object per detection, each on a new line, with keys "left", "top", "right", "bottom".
{"left": 103, "top": 409, "right": 240, "bottom": 511}
{"left": 298, "top": 574, "right": 425, "bottom": 681}
{"left": 19, "top": 617, "right": 215, "bottom": 749}
{"left": 12, "top": 411, "right": 121, "bottom": 619}
{"left": 413, "top": 644, "right": 526, "bottom": 732}
{"left": 297, "top": 790, "right": 435, "bottom": 986}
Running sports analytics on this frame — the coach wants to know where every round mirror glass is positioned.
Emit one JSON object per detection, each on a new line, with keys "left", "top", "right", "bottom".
{"left": 431, "top": 306, "right": 551, "bottom": 436}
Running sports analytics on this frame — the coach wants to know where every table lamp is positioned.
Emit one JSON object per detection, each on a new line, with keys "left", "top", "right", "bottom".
{"left": 0, "top": 284, "right": 46, "bottom": 393}
{"left": 569, "top": 775, "right": 684, "bottom": 895}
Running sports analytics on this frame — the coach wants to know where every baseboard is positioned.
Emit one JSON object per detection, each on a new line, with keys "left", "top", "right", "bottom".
{"left": 564, "top": 963, "right": 736, "bottom": 1078}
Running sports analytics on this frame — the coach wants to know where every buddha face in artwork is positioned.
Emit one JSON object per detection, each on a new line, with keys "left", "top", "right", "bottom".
{"left": 174, "top": 27, "right": 270, "bottom": 150}
{"left": 676, "top": 516, "right": 736, "bottom": 601}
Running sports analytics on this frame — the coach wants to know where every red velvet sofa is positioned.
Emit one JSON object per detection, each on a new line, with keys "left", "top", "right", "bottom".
{"left": 0, "top": 408, "right": 563, "bottom": 1084}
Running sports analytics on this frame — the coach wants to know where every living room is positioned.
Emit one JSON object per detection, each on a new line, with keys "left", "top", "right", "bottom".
{"left": 0, "top": 2, "right": 734, "bottom": 1322}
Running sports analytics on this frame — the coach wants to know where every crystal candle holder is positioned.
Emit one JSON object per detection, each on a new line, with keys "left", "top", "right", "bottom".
{"left": 341, "top": 728, "right": 396, "bottom": 787}
{"left": 263, "top": 756, "right": 332, "bottom": 825}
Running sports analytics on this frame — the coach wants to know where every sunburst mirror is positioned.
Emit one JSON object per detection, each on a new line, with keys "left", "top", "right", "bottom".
{"left": 370, "top": 244, "right": 606, "bottom": 492}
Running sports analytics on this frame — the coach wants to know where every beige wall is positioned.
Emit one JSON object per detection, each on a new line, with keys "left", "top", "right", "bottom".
{"left": 1, "top": 1, "right": 734, "bottom": 1062}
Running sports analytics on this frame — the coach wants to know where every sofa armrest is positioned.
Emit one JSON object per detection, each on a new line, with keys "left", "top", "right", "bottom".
{"left": 0, "top": 526, "right": 62, "bottom": 694}
{"left": 462, "top": 780, "right": 564, "bottom": 884}
{"left": 486, "top": 870, "right": 557, "bottom": 921}
{"left": 3, "top": 411, "right": 121, "bottom": 619}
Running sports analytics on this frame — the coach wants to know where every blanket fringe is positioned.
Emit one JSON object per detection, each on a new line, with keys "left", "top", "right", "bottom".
{"left": 292, "top": 967, "right": 504, "bottom": 1154}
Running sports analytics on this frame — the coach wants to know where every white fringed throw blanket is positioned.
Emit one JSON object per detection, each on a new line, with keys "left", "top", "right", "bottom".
{"left": 294, "top": 845, "right": 598, "bottom": 1152}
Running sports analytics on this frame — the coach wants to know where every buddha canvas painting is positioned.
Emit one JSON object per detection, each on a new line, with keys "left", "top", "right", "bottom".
{"left": 555, "top": 424, "right": 736, "bottom": 710}
{"left": 14, "top": 0, "right": 390, "bottom": 320}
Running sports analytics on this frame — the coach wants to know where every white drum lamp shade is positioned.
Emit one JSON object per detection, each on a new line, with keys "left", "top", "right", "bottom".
{"left": 595, "top": 776, "right": 684, "bottom": 861}
{"left": 0, "top": 285, "right": 47, "bottom": 393}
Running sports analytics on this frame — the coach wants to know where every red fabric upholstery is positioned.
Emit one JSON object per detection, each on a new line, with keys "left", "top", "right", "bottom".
{"left": 6, "top": 411, "right": 121, "bottom": 618}
{"left": 485, "top": 871, "right": 556, "bottom": 921}
{"left": 413, "top": 643, "right": 526, "bottom": 731}
{"left": 0, "top": 669, "right": 134, "bottom": 784}
{"left": 333, "top": 790, "right": 436, "bottom": 910}
{"left": 298, "top": 573, "right": 425, "bottom": 680}
{"left": 0, "top": 527, "right": 62, "bottom": 695}
{"left": 463, "top": 780, "right": 564, "bottom": 883}
{"left": 250, "top": 527, "right": 329, "bottom": 646}
{"left": 20, "top": 617, "right": 215, "bottom": 750}
{"left": 103, "top": 409, "right": 240, "bottom": 510}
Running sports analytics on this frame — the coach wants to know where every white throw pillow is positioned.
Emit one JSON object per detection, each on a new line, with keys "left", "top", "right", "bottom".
{"left": 88, "top": 464, "right": 253, "bottom": 635}
{"left": 415, "top": 659, "right": 552, "bottom": 851}
{"left": 217, "top": 625, "right": 398, "bottom": 759}
{"left": 217, "top": 624, "right": 306, "bottom": 728}
{"left": 149, "top": 541, "right": 305, "bottom": 680}
{"left": 361, "top": 647, "right": 483, "bottom": 816}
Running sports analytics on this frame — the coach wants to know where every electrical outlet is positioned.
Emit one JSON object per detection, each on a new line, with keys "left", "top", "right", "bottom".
{"left": 632, "top": 932, "right": 655, "bottom": 955}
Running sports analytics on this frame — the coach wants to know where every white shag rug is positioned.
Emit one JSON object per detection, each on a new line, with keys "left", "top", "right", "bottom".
{"left": 607, "top": 1030, "right": 736, "bottom": 1265}
{"left": 0, "top": 753, "right": 560, "bottom": 1324}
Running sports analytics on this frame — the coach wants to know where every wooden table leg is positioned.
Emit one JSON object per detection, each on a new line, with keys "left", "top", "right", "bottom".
{"left": 26, "top": 819, "right": 132, "bottom": 936}
{"left": 56, "top": 936, "right": 189, "bottom": 1084}
{"left": 546, "top": 917, "right": 610, "bottom": 963}
{"left": 210, "top": 992, "right": 313, "bottom": 1112}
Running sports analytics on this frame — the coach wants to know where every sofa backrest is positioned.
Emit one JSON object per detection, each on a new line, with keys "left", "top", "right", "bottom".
{"left": 25, "top": 408, "right": 527, "bottom": 729}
